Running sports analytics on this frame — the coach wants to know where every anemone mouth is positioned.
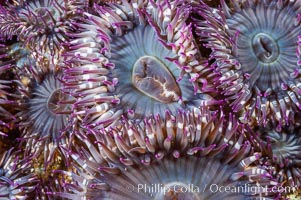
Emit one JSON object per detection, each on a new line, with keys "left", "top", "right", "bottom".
{"left": 131, "top": 55, "right": 181, "bottom": 104}
{"left": 109, "top": 25, "right": 201, "bottom": 119}
{"left": 251, "top": 33, "right": 279, "bottom": 64}
{"left": 47, "top": 88, "right": 69, "bottom": 114}
{"left": 195, "top": 0, "right": 301, "bottom": 124}
{"left": 33, "top": 7, "right": 56, "bottom": 23}
{"left": 20, "top": 0, "right": 61, "bottom": 23}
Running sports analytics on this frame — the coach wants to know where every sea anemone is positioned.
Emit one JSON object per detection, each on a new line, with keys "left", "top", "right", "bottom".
{"left": 0, "top": 0, "right": 85, "bottom": 62}
{"left": 13, "top": 58, "right": 74, "bottom": 164}
{"left": 0, "top": 148, "right": 38, "bottom": 199}
{"left": 194, "top": 0, "right": 301, "bottom": 126}
{"left": 246, "top": 123, "right": 301, "bottom": 192}
{"left": 48, "top": 107, "right": 280, "bottom": 199}
{"left": 63, "top": 0, "right": 214, "bottom": 131}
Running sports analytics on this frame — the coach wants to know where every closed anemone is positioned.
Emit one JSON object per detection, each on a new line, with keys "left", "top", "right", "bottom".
{"left": 194, "top": 0, "right": 301, "bottom": 126}
{"left": 49, "top": 108, "right": 280, "bottom": 199}
{"left": 0, "top": 0, "right": 84, "bottom": 60}
{"left": 247, "top": 124, "right": 301, "bottom": 191}
{"left": 64, "top": 0, "right": 211, "bottom": 130}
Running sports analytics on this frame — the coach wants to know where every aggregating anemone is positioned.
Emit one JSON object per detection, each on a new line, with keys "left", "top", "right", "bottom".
{"left": 13, "top": 59, "right": 74, "bottom": 163}
{"left": 194, "top": 0, "right": 301, "bottom": 126}
{"left": 63, "top": 0, "right": 214, "bottom": 130}
{"left": 246, "top": 123, "right": 301, "bottom": 192}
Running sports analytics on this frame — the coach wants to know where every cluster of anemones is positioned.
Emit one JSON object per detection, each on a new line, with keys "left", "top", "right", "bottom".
{"left": 48, "top": 108, "right": 281, "bottom": 199}
{"left": 0, "top": 0, "right": 300, "bottom": 199}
